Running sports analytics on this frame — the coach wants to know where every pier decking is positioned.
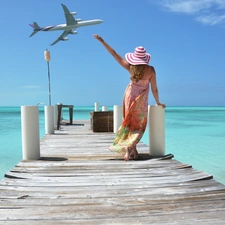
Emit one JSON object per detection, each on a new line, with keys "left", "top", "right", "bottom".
{"left": 0, "top": 121, "right": 225, "bottom": 224}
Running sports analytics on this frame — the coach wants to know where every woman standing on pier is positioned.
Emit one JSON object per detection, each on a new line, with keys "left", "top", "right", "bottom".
{"left": 93, "top": 34, "right": 166, "bottom": 161}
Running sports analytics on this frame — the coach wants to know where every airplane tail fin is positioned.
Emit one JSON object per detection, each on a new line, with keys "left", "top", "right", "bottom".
{"left": 29, "top": 22, "right": 41, "bottom": 37}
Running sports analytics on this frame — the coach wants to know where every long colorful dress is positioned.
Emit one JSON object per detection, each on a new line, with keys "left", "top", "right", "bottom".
{"left": 109, "top": 79, "right": 149, "bottom": 153}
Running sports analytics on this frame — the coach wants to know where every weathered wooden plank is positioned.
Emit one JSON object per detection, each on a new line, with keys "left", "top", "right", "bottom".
{"left": 0, "top": 203, "right": 225, "bottom": 223}
{"left": 4, "top": 170, "right": 213, "bottom": 183}
{"left": 1, "top": 192, "right": 225, "bottom": 208}
{"left": 1, "top": 181, "right": 225, "bottom": 200}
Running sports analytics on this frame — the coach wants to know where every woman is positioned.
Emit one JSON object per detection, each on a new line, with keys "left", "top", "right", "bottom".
{"left": 93, "top": 34, "right": 166, "bottom": 161}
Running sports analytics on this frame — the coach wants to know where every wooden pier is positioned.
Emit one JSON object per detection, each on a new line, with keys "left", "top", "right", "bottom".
{"left": 0, "top": 120, "right": 225, "bottom": 224}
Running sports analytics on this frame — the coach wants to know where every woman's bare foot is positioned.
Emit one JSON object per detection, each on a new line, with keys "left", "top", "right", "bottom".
{"left": 124, "top": 147, "right": 132, "bottom": 161}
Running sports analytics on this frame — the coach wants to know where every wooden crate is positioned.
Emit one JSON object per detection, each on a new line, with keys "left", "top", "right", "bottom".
{"left": 90, "top": 111, "right": 113, "bottom": 132}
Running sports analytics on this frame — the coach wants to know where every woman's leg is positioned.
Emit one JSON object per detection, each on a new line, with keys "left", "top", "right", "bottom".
{"left": 133, "top": 145, "right": 139, "bottom": 159}
{"left": 131, "top": 145, "right": 138, "bottom": 159}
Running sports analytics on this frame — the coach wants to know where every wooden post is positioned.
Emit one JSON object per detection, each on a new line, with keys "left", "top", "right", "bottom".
{"left": 44, "top": 106, "right": 54, "bottom": 134}
{"left": 54, "top": 104, "right": 58, "bottom": 129}
{"left": 94, "top": 102, "right": 100, "bottom": 112}
{"left": 102, "top": 106, "right": 108, "bottom": 111}
{"left": 113, "top": 105, "right": 123, "bottom": 133}
{"left": 69, "top": 107, "right": 73, "bottom": 125}
{"left": 148, "top": 105, "right": 165, "bottom": 156}
{"left": 57, "top": 103, "right": 62, "bottom": 130}
{"left": 21, "top": 106, "right": 40, "bottom": 160}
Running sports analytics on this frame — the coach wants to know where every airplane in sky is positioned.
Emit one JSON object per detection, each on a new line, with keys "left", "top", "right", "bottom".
{"left": 29, "top": 4, "right": 103, "bottom": 46}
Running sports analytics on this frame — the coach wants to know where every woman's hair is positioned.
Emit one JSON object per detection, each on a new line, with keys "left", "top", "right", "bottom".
{"left": 130, "top": 65, "right": 145, "bottom": 82}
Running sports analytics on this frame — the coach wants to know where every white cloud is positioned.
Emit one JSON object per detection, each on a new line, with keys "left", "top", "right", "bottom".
{"left": 196, "top": 14, "right": 225, "bottom": 25}
{"left": 161, "top": 0, "right": 212, "bottom": 14}
{"left": 155, "top": 0, "right": 225, "bottom": 26}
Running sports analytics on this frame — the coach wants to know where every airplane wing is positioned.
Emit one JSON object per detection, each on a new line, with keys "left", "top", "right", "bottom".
{"left": 61, "top": 4, "right": 77, "bottom": 25}
{"left": 50, "top": 38, "right": 61, "bottom": 46}
{"left": 50, "top": 30, "right": 70, "bottom": 46}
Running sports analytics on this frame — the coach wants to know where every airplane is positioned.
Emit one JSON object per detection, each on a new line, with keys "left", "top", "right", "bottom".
{"left": 29, "top": 4, "right": 103, "bottom": 46}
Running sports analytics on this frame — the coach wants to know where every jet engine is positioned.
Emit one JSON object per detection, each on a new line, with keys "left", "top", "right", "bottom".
{"left": 70, "top": 30, "right": 78, "bottom": 35}
{"left": 75, "top": 18, "right": 82, "bottom": 22}
{"left": 70, "top": 12, "right": 77, "bottom": 15}
{"left": 61, "top": 37, "right": 69, "bottom": 41}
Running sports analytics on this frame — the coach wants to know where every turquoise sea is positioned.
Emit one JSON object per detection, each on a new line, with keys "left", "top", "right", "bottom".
{"left": 0, "top": 106, "right": 225, "bottom": 184}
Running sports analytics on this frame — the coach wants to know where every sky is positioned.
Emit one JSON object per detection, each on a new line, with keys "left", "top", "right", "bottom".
{"left": 0, "top": 0, "right": 225, "bottom": 107}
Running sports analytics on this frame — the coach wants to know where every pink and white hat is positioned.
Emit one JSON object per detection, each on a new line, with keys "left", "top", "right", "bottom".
{"left": 125, "top": 46, "right": 151, "bottom": 65}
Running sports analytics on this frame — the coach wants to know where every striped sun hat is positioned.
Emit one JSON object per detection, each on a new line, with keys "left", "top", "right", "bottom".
{"left": 125, "top": 46, "right": 151, "bottom": 65}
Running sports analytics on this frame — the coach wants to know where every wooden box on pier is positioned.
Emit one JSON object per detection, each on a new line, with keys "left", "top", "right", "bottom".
{"left": 90, "top": 111, "right": 113, "bottom": 132}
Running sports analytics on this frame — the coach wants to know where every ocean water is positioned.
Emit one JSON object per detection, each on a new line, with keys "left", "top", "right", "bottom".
{"left": 0, "top": 106, "right": 225, "bottom": 184}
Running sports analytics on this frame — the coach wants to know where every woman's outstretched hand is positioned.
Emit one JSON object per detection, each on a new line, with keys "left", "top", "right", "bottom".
{"left": 93, "top": 34, "right": 103, "bottom": 43}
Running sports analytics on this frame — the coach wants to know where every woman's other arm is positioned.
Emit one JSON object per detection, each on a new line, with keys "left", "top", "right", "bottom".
{"left": 150, "top": 67, "right": 166, "bottom": 108}
{"left": 93, "top": 34, "right": 130, "bottom": 71}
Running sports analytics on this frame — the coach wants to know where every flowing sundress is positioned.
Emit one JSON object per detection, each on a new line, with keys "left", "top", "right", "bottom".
{"left": 109, "top": 79, "right": 149, "bottom": 153}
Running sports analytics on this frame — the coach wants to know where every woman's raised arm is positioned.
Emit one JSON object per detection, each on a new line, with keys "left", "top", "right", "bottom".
{"left": 93, "top": 34, "right": 130, "bottom": 71}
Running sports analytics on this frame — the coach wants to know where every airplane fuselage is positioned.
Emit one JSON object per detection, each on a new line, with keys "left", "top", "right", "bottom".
{"left": 29, "top": 4, "right": 103, "bottom": 45}
{"left": 39, "top": 19, "right": 103, "bottom": 32}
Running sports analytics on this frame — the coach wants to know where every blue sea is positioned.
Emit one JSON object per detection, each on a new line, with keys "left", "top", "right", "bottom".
{"left": 0, "top": 106, "right": 225, "bottom": 184}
